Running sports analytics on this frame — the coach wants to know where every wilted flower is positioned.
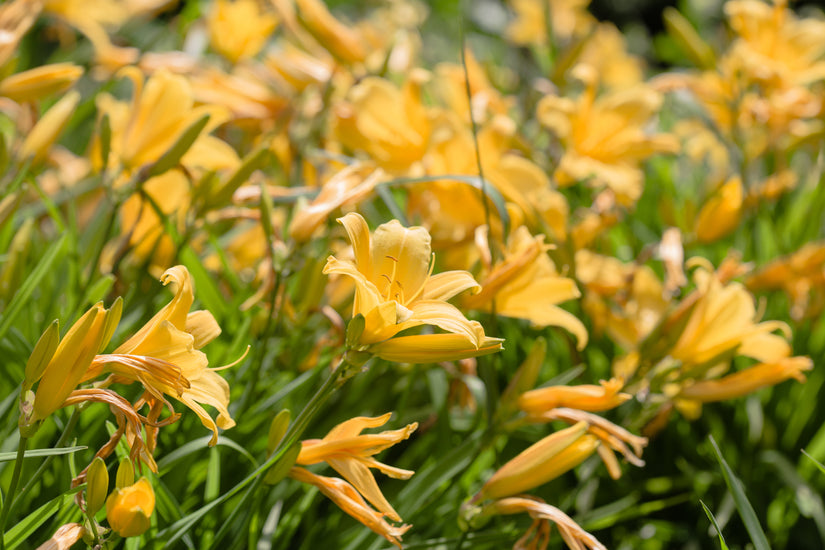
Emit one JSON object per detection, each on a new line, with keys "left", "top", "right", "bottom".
{"left": 35, "top": 523, "right": 86, "bottom": 550}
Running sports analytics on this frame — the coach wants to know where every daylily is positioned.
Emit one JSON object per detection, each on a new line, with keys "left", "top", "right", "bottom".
{"left": 482, "top": 497, "right": 606, "bottom": 550}
{"left": 538, "top": 65, "right": 678, "bottom": 206}
{"left": 479, "top": 422, "right": 594, "bottom": 500}
{"left": 518, "top": 378, "right": 631, "bottom": 415}
{"left": 746, "top": 241, "right": 825, "bottom": 320}
{"left": 0, "top": 63, "right": 83, "bottom": 102}
{"left": 290, "top": 467, "right": 410, "bottom": 548}
{"left": 289, "top": 164, "right": 383, "bottom": 243}
{"left": 208, "top": 0, "right": 279, "bottom": 64}
{"left": 18, "top": 91, "right": 82, "bottom": 163}
{"left": 677, "top": 356, "right": 812, "bottom": 403}
{"left": 669, "top": 262, "right": 792, "bottom": 368}
{"left": 465, "top": 226, "right": 587, "bottom": 349}
{"left": 505, "top": 0, "right": 594, "bottom": 46}
{"left": 334, "top": 76, "right": 432, "bottom": 173}
{"left": 695, "top": 176, "right": 744, "bottom": 243}
{"left": 296, "top": 412, "right": 417, "bottom": 522}
{"left": 88, "top": 266, "right": 237, "bottom": 446}
{"left": 323, "top": 213, "right": 502, "bottom": 362}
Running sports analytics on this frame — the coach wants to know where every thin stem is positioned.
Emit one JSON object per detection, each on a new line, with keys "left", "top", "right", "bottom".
{"left": 0, "top": 437, "right": 29, "bottom": 550}
{"left": 162, "top": 361, "right": 352, "bottom": 546}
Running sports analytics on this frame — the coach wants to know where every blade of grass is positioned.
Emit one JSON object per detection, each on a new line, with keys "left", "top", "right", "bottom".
{"left": 701, "top": 500, "right": 731, "bottom": 550}
{"left": 0, "top": 233, "right": 67, "bottom": 343}
{"left": 708, "top": 435, "right": 770, "bottom": 550}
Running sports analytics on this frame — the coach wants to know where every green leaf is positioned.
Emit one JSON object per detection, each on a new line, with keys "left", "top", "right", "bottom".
{"left": 708, "top": 435, "right": 770, "bottom": 550}
{"left": 803, "top": 449, "right": 825, "bottom": 476}
{"left": 143, "top": 114, "right": 211, "bottom": 179}
{"left": 156, "top": 435, "right": 257, "bottom": 474}
{"left": 208, "top": 147, "right": 271, "bottom": 208}
{"left": 180, "top": 246, "right": 227, "bottom": 320}
{"left": 0, "top": 233, "right": 67, "bottom": 343}
{"left": 0, "top": 446, "right": 86, "bottom": 462}
{"left": 3, "top": 487, "right": 80, "bottom": 549}
{"left": 701, "top": 500, "right": 731, "bottom": 550}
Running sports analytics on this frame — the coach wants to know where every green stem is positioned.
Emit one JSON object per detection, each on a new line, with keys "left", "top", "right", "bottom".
{"left": 84, "top": 508, "right": 102, "bottom": 548}
{"left": 161, "top": 361, "right": 353, "bottom": 546}
{"left": 0, "top": 437, "right": 29, "bottom": 550}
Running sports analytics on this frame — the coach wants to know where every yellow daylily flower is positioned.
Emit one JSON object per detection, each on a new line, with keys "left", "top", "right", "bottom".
{"left": 484, "top": 497, "right": 606, "bottom": 550}
{"left": 89, "top": 266, "right": 236, "bottom": 445}
{"left": 289, "top": 164, "right": 383, "bottom": 243}
{"left": 518, "top": 378, "right": 631, "bottom": 415}
{"left": 0, "top": 63, "right": 83, "bottom": 102}
{"left": 19, "top": 90, "right": 81, "bottom": 162}
{"left": 334, "top": 76, "right": 432, "bottom": 173}
{"left": 290, "top": 467, "right": 411, "bottom": 548}
{"left": 106, "top": 477, "right": 155, "bottom": 538}
{"left": 465, "top": 226, "right": 587, "bottom": 349}
{"left": 92, "top": 68, "right": 228, "bottom": 171}
{"left": 479, "top": 422, "right": 594, "bottom": 500}
{"left": 746, "top": 241, "right": 825, "bottom": 320}
{"left": 695, "top": 176, "right": 744, "bottom": 243}
{"left": 323, "top": 213, "right": 502, "bottom": 362}
{"left": 537, "top": 65, "right": 678, "bottom": 206}
{"left": 296, "top": 412, "right": 417, "bottom": 522}
{"left": 505, "top": 0, "right": 594, "bottom": 46}
{"left": 669, "top": 262, "right": 792, "bottom": 368}
{"left": 678, "top": 356, "right": 813, "bottom": 403}
{"left": 208, "top": 0, "right": 279, "bottom": 63}
{"left": 295, "top": 0, "right": 367, "bottom": 64}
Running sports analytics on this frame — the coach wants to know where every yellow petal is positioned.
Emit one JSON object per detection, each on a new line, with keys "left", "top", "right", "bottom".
{"left": 370, "top": 219, "right": 431, "bottom": 303}
{"left": 186, "top": 310, "right": 222, "bottom": 349}
{"left": 370, "top": 331, "right": 503, "bottom": 363}
{"left": 422, "top": 271, "right": 481, "bottom": 301}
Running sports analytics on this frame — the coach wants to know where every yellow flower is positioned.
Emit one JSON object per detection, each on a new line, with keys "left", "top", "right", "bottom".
{"left": 695, "top": 176, "right": 744, "bottom": 243}
{"left": 296, "top": 412, "right": 417, "bottom": 522}
{"left": 479, "top": 422, "right": 595, "bottom": 500}
{"left": 0, "top": 63, "right": 83, "bottom": 102}
{"left": 518, "top": 378, "right": 630, "bottom": 415}
{"left": 334, "top": 76, "right": 432, "bottom": 173}
{"left": 323, "top": 213, "right": 502, "bottom": 362}
{"left": 0, "top": 0, "right": 40, "bottom": 69}
{"left": 29, "top": 302, "right": 118, "bottom": 425}
{"left": 746, "top": 241, "right": 825, "bottom": 320}
{"left": 208, "top": 0, "right": 278, "bottom": 63}
{"left": 669, "top": 262, "right": 791, "bottom": 368}
{"left": 505, "top": 0, "right": 594, "bottom": 46}
{"left": 290, "top": 467, "right": 411, "bottom": 548}
{"left": 92, "top": 68, "right": 228, "bottom": 171}
{"left": 465, "top": 226, "right": 587, "bottom": 349}
{"left": 289, "top": 164, "right": 383, "bottom": 243}
{"left": 678, "top": 356, "right": 812, "bottom": 403}
{"left": 484, "top": 497, "right": 606, "bottom": 550}
{"left": 18, "top": 91, "right": 82, "bottom": 163}
{"left": 90, "top": 266, "right": 236, "bottom": 445}
{"left": 295, "top": 0, "right": 367, "bottom": 64}
{"left": 538, "top": 65, "right": 678, "bottom": 205}
{"left": 106, "top": 477, "right": 155, "bottom": 538}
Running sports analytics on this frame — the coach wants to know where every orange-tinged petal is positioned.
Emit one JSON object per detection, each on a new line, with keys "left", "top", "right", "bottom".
{"left": 519, "top": 378, "right": 631, "bottom": 414}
